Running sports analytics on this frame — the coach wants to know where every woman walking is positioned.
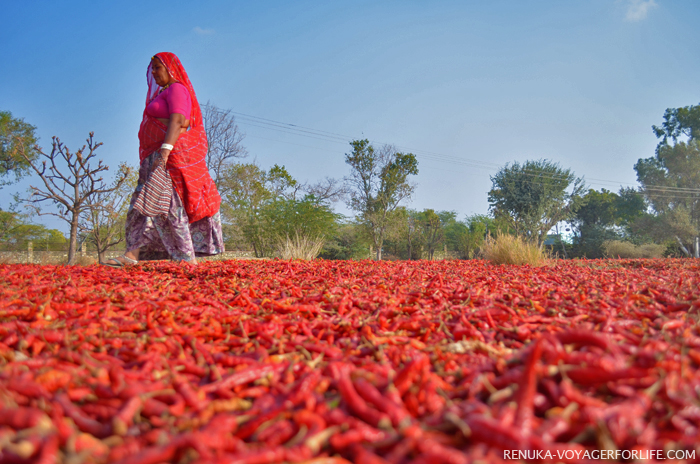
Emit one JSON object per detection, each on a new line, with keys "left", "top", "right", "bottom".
{"left": 103, "top": 52, "right": 223, "bottom": 266}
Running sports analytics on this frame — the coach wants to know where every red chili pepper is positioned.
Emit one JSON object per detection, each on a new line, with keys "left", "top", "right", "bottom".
{"left": 0, "top": 406, "right": 48, "bottom": 429}
{"left": 7, "top": 375, "right": 50, "bottom": 399}
{"left": 353, "top": 377, "right": 411, "bottom": 428}
{"left": 286, "top": 371, "right": 322, "bottom": 407}
{"left": 333, "top": 364, "right": 391, "bottom": 429}
{"left": 394, "top": 354, "right": 429, "bottom": 396}
{"left": 40, "top": 330, "right": 64, "bottom": 344}
{"left": 330, "top": 427, "right": 389, "bottom": 449}
{"left": 109, "top": 364, "right": 126, "bottom": 393}
{"left": 33, "top": 434, "right": 60, "bottom": 464}
{"left": 173, "top": 375, "right": 207, "bottom": 412}
{"left": 351, "top": 444, "right": 391, "bottom": 464}
{"left": 112, "top": 395, "right": 143, "bottom": 436}
{"left": 111, "top": 434, "right": 191, "bottom": 464}
{"left": 55, "top": 394, "right": 112, "bottom": 438}
{"left": 141, "top": 398, "right": 170, "bottom": 417}
{"left": 293, "top": 409, "right": 326, "bottom": 435}
{"left": 566, "top": 366, "right": 651, "bottom": 386}
{"left": 558, "top": 379, "right": 607, "bottom": 408}
{"left": 416, "top": 437, "right": 469, "bottom": 464}
{"left": 235, "top": 408, "right": 287, "bottom": 440}
{"left": 514, "top": 337, "right": 544, "bottom": 434}
{"left": 256, "top": 418, "right": 297, "bottom": 446}
{"left": 298, "top": 342, "right": 343, "bottom": 359}
{"left": 556, "top": 330, "right": 620, "bottom": 355}
{"left": 202, "top": 363, "right": 287, "bottom": 393}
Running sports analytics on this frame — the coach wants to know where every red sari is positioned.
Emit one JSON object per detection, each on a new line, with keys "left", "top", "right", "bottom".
{"left": 137, "top": 52, "right": 220, "bottom": 223}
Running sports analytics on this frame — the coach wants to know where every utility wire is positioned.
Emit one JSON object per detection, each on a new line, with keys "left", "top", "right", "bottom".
{"left": 232, "top": 111, "right": 700, "bottom": 198}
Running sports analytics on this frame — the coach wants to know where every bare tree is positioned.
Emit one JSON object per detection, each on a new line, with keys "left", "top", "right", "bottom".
{"left": 303, "top": 176, "right": 348, "bottom": 203}
{"left": 202, "top": 102, "right": 247, "bottom": 191}
{"left": 80, "top": 163, "right": 136, "bottom": 262}
{"left": 22, "top": 132, "right": 130, "bottom": 264}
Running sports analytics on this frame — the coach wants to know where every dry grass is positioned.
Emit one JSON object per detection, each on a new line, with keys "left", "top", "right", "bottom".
{"left": 75, "top": 255, "right": 98, "bottom": 266}
{"left": 481, "top": 233, "right": 550, "bottom": 266}
{"left": 276, "top": 231, "right": 325, "bottom": 260}
{"left": 602, "top": 240, "right": 665, "bottom": 259}
{"left": 0, "top": 252, "right": 100, "bottom": 265}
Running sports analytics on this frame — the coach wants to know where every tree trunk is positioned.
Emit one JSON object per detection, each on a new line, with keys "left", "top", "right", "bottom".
{"left": 407, "top": 220, "right": 412, "bottom": 260}
{"left": 253, "top": 242, "right": 261, "bottom": 258}
{"left": 556, "top": 224, "right": 568, "bottom": 259}
{"left": 375, "top": 224, "right": 384, "bottom": 260}
{"left": 67, "top": 212, "right": 79, "bottom": 264}
{"left": 675, "top": 236, "right": 690, "bottom": 256}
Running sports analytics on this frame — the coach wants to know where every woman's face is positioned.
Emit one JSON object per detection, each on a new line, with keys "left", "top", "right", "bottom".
{"left": 151, "top": 58, "right": 174, "bottom": 87}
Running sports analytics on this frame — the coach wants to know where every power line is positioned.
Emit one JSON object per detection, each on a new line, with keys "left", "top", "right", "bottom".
{"left": 232, "top": 111, "right": 700, "bottom": 198}
{"left": 233, "top": 112, "right": 350, "bottom": 142}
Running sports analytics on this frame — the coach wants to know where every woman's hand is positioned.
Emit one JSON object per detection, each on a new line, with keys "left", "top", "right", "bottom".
{"left": 158, "top": 147, "right": 171, "bottom": 169}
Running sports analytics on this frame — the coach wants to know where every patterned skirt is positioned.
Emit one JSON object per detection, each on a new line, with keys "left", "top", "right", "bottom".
{"left": 125, "top": 151, "right": 225, "bottom": 262}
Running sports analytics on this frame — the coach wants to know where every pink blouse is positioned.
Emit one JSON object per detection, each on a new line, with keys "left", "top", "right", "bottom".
{"left": 146, "top": 82, "right": 192, "bottom": 120}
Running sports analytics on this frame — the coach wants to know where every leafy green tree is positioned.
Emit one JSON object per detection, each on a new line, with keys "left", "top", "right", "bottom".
{"left": 569, "top": 188, "right": 647, "bottom": 258}
{"left": 345, "top": 140, "right": 418, "bottom": 260}
{"left": 488, "top": 159, "right": 584, "bottom": 248}
{"left": 652, "top": 103, "right": 700, "bottom": 152}
{"left": 0, "top": 210, "right": 66, "bottom": 251}
{"left": 0, "top": 111, "right": 39, "bottom": 188}
{"left": 220, "top": 163, "right": 342, "bottom": 258}
{"left": 264, "top": 195, "right": 341, "bottom": 250}
{"left": 405, "top": 209, "right": 422, "bottom": 260}
{"left": 574, "top": 189, "right": 619, "bottom": 228}
{"left": 381, "top": 209, "right": 462, "bottom": 260}
{"left": 319, "top": 221, "right": 371, "bottom": 260}
{"left": 633, "top": 103, "right": 700, "bottom": 255}
{"left": 419, "top": 209, "right": 445, "bottom": 260}
{"left": 635, "top": 138, "right": 700, "bottom": 256}
{"left": 219, "top": 163, "right": 299, "bottom": 257}
{"left": 444, "top": 214, "right": 508, "bottom": 259}
{"left": 616, "top": 187, "right": 648, "bottom": 225}
{"left": 375, "top": 208, "right": 423, "bottom": 260}
{"left": 570, "top": 189, "right": 618, "bottom": 258}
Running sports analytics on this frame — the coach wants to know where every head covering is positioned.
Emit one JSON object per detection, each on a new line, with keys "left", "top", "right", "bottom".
{"left": 144, "top": 52, "right": 202, "bottom": 130}
{"left": 138, "top": 52, "right": 220, "bottom": 223}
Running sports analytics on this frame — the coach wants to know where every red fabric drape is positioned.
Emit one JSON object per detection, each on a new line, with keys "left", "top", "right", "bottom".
{"left": 137, "top": 52, "right": 220, "bottom": 223}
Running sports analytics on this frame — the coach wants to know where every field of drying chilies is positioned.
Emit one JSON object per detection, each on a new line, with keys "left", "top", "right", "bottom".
{"left": 0, "top": 258, "right": 699, "bottom": 463}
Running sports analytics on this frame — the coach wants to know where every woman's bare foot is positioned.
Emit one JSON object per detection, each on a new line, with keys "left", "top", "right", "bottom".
{"left": 102, "top": 254, "right": 138, "bottom": 267}
{"left": 102, "top": 249, "right": 140, "bottom": 267}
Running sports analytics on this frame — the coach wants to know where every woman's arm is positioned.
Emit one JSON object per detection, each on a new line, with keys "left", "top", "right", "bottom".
{"left": 157, "top": 112, "right": 187, "bottom": 169}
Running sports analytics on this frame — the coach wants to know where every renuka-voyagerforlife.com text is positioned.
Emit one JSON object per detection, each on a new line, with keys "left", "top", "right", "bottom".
{"left": 504, "top": 449, "right": 696, "bottom": 461}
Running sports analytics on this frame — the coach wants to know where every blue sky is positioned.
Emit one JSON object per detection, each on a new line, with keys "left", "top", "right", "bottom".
{"left": 2, "top": 0, "right": 699, "bottom": 232}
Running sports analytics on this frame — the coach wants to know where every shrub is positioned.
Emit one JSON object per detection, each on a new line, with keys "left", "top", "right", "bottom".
{"left": 276, "top": 231, "right": 325, "bottom": 260}
{"left": 481, "top": 233, "right": 549, "bottom": 266}
{"left": 602, "top": 240, "right": 665, "bottom": 259}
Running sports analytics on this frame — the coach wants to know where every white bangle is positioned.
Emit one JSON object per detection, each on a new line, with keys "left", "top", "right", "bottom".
{"left": 161, "top": 143, "right": 174, "bottom": 151}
